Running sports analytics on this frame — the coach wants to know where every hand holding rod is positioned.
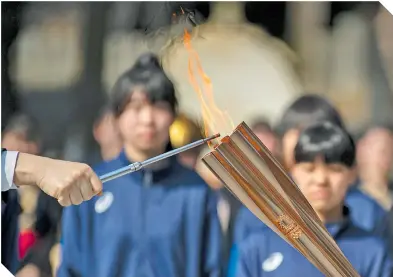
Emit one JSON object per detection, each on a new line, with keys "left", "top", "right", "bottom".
{"left": 99, "top": 133, "right": 220, "bottom": 183}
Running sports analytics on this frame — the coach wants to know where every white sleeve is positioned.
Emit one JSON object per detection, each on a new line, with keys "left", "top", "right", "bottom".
{"left": 1, "top": 151, "right": 19, "bottom": 191}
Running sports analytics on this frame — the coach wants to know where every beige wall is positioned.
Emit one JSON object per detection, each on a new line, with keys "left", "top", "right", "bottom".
{"left": 162, "top": 2, "right": 303, "bottom": 135}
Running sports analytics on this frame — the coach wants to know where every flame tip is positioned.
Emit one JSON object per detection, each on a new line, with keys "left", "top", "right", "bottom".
{"left": 184, "top": 28, "right": 233, "bottom": 149}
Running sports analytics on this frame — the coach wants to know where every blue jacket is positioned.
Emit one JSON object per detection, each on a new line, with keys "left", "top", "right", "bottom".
{"left": 227, "top": 186, "right": 390, "bottom": 277}
{"left": 58, "top": 151, "right": 222, "bottom": 277}
{"left": 234, "top": 186, "right": 389, "bottom": 244}
{"left": 235, "top": 208, "right": 393, "bottom": 277}
{"left": 345, "top": 186, "right": 390, "bottom": 238}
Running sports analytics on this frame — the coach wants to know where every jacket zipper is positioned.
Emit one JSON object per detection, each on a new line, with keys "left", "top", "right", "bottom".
{"left": 141, "top": 170, "right": 153, "bottom": 268}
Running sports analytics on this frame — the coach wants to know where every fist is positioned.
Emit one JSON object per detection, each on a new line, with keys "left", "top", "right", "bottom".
{"left": 34, "top": 158, "right": 103, "bottom": 206}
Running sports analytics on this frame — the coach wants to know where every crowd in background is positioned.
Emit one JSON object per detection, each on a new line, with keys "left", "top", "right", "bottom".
{"left": 2, "top": 53, "right": 393, "bottom": 277}
{"left": 2, "top": 1, "right": 393, "bottom": 277}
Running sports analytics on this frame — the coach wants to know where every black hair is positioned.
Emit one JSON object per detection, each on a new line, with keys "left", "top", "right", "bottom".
{"left": 110, "top": 53, "right": 178, "bottom": 116}
{"left": 3, "top": 113, "right": 41, "bottom": 145}
{"left": 276, "top": 95, "right": 344, "bottom": 137}
{"left": 94, "top": 103, "right": 113, "bottom": 126}
{"left": 294, "top": 121, "right": 355, "bottom": 167}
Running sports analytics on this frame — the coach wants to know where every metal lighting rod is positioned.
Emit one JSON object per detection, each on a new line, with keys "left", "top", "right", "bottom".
{"left": 99, "top": 133, "right": 220, "bottom": 183}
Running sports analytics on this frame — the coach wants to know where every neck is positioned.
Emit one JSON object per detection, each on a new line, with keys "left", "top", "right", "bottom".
{"left": 208, "top": 2, "right": 246, "bottom": 25}
{"left": 316, "top": 205, "right": 344, "bottom": 224}
{"left": 124, "top": 143, "right": 165, "bottom": 163}
{"left": 208, "top": 181, "right": 224, "bottom": 191}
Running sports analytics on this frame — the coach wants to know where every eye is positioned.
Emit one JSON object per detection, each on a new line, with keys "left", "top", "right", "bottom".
{"left": 328, "top": 164, "right": 346, "bottom": 173}
{"left": 154, "top": 102, "right": 171, "bottom": 112}
{"left": 125, "top": 101, "right": 143, "bottom": 112}
{"left": 300, "top": 163, "right": 315, "bottom": 172}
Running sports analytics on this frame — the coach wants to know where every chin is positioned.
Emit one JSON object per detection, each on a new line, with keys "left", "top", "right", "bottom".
{"left": 139, "top": 145, "right": 156, "bottom": 153}
{"left": 309, "top": 200, "right": 332, "bottom": 212}
{"left": 138, "top": 143, "right": 161, "bottom": 153}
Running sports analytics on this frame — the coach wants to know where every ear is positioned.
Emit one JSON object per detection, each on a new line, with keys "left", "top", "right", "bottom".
{"left": 93, "top": 124, "right": 101, "bottom": 143}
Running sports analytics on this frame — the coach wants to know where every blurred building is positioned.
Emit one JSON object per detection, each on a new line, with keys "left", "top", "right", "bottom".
{"left": 3, "top": 1, "right": 393, "bottom": 161}
{"left": 162, "top": 2, "right": 303, "bottom": 134}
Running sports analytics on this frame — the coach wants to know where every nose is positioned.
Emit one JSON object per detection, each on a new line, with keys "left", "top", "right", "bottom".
{"left": 313, "top": 167, "right": 328, "bottom": 186}
{"left": 139, "top": 105, "right": 154, "bottom": 125}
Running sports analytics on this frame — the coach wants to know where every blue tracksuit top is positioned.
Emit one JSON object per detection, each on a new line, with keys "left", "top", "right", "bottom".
{"left": 235, "top": 208, "right": 393, "bottom": 277}
{"left": 345, "top": 186, "right": 391, "bottom": 238}
{"left": 226, "top": 186, "right": 390, "bottom": 277}
{"left": 58, "top": 151, "right": 222, "bottom": 277}
{"left": 234, "top": 186, "right": 389, "bottom": 244}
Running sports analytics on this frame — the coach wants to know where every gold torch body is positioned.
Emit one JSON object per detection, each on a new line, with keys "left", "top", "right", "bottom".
{"left": 202, "top": 122, "right": 360, "bottom": 277}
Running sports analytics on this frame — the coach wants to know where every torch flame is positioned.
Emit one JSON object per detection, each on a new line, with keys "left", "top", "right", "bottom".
{"left": 183, "top": 29, "right": 234, "bottom": 148}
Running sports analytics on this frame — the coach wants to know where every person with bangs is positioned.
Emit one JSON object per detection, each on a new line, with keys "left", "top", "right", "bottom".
{"left": 228, "top": 95, "right": 391, "bottom": 277}
{"left": 233, "top": 95, "right": 390, "bottom": 244}
{"left": 275, "top": 95, "right": 390, "bottom": 240}
{"left": 58, "top": 53, "right": 222, "bottom": 277}
{"left": 235, "top": 122, "right": 393, "bottom": 277}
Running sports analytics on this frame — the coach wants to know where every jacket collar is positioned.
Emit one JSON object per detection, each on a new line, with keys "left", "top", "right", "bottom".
{"left": 325, "top": 206, "right": 351, "bottom": 238}
{"left": 117, "top": 149, "right": 177, "bottom": 183}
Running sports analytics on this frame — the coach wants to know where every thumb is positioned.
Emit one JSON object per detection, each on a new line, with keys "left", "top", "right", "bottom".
{"left": 87, "top": 169, "right": 103, "bottom": 195}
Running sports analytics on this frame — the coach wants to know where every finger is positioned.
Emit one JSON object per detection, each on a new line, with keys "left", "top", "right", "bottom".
{"left": 58, "top": 193, "right": 72, "bottom": 207}
{"left": 79, "top": 180, "right": 95, "bottom": 201}
{"left": 69, "top": 186, "right": 84, "bottom": 205}
{"left": 86, "top": 169, "right": 103, "bottom": 195}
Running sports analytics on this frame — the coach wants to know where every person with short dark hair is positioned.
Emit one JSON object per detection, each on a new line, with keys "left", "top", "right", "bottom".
{"left": 277, "top": 95, "right": 344, "bottom": 132}
{"left": 59, "top": 53, "right": 222, "bottom": 277}
{"left": 244, "top": 95, "right": 387, "bottom": 236}
{"left": 357, "top": 125, "right": 393, "bottom": 210}
{"left": 2, "top": 113, "right": 42, "bottom": 272}
{"left": 17, "top": 190, "right": 63, "bottom": 277}
{"left": 2, "top": 113, "right": 42, "bottom": 155}
{"left": 93, "top": 105, "right": 122, "bottom": 161}
{"left": 235, "top": 122, "right": 393, "bottom": 277}
{"left": 229, "top": 94, "right": 391, "bottom": 277}
{"left": 275, "top": 95, "right": 344, "bottom": 169}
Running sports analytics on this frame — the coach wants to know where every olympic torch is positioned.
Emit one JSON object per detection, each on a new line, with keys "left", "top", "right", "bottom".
{"left": 202, "top": 122, "right": 360, "bottom": 277}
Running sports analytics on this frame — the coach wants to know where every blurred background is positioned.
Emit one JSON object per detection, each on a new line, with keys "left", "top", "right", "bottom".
{"left": 3, "top": 1, "right": 393, "bottom": 163}
{"left": 2, "top": 2, "right": 393, "bottom": 277}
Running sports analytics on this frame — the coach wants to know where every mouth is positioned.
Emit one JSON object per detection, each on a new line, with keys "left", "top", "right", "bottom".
{"left": 309, "top": 189, "right": 331, "bottom": 200}
{"left": 139, "top": 131, "right": 156, "bottom": 140}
